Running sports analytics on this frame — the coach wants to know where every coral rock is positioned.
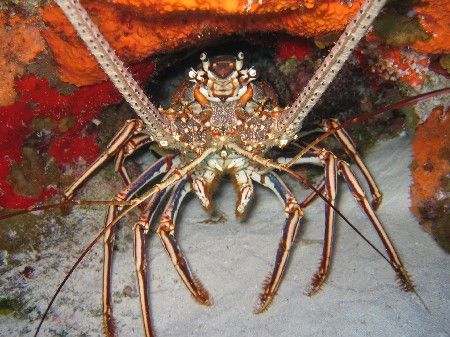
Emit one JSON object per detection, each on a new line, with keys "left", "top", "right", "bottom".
{"left": 0, "top": 62, "right": 155, "bottom": 208}
{"left": 0, "top": 12, "right": 45, "bottom": 106}
{"left": 411, "top": 107, "right": 450, "bottom": 252}
{"left": 276, "top": 38, "right": 314, "bottom": 61}
{"left": 367, "top": 45, "right": 430, "bottom": 89}
{"left": 41, "top": 0, "right": 363, "bottom": 86}
{"left": 411, "top": 0, "right": 450, "bottom": 54}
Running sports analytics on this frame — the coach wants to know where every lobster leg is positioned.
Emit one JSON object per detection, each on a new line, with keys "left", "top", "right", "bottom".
{"left": 133, "top": 176, "right": 173, "bottom": 337}
{"left": 157, "top": 179, "right": 212, "bottom": 305}
{"left": 322, "top": 118, "right": 383, "bottom": 209}
{"left": 64, "top": 119, "right": 145, "bottom": 199}
{"left": 306, "top": 150, "right": 338, "bottom": 296}
{"left": 233, "top": 169, "right": 254, "bottom": 219}
{"left": 337, "top": 159, "right": 414, "bottom": 291}
{"left": 277, "top": 153, "right": 326, "bottom": 208}
{"left": 298, "top": 179, "right": 326, "bottom": 208}
{"left": 278, "top": 149, "right": 338, "bottom": 295}
{"left": 102, "top": 155, "right": 176, "bottom": 336}
{"left": 191, "top": 169, "right": 217, "bottom": 212}
{"left": 114, "top": 134, "right": 151, "bottom": 185}
{"left": 133, "top": 218, "right": 154, "bottom": 337}
{"left": 249, "top": 171, "right": 303, "bottom": 313}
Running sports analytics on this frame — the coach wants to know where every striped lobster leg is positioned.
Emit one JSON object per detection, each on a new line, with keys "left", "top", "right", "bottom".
{"left": 63, "top": 119, "right": 145, "bottom": 200}
{"left": 277, "top": 153, "right": 325, "bottom": 209}
{"left": 322, "top": 118, "right": 383, "bottom": 209}
{"left": 249, "top": 171, "right": 303, "bottom": 313}
{"left": 281, "top": 147, "right": 413, "bottom": 294}
{"left": 298, "top": 179, "right": 326, "bottom": 208}
{"left": 103, "top": 155, "right": 176, "bottom": 336}
{"left": 132, "top": 169, "right": 177, "bottom": 337}
{"left": 305, "top": 149, "right": 338, "bottom": 296}
{"left": 337, "top": 159, "right": 414, "bottom": 291}
{"left": 114, "top": 134, "right": 151, "bottom": 185}
{"left": 157, "top": 179, "right": 212, "bottom": 306}
{"left": 233, "top": 169, "right": 254, "bottom": 219}
{"left": 191, "top": 169, "right": 217, "bottom": 212}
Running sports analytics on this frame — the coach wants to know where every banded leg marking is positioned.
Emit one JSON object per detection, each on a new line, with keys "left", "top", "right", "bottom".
{"left": 233, "top": 169, "right": 254, "bottom": 219}
{"left": 64, "top": 119, "right": 144, "bottom": 199}
{"left": 337, "top": 160, "right": 414, "bottom": 291}
{"left": 102, "top": 155, "right": 176, "bottom": 336}
{"left": 157, "top": 179, "right": 212, "bottom": 305}
{"left": 115, "top": 134, "right": 151, "bottom": 185}
{"left": 102, "top": 203, "right": 117, "bottom": 336}
{"left": 278, "top": 153, "right": 325, "bottom": 208}
{"left": 133, "top": 220, "right": 154, "bottom": 337}
{"left": 133, "top": 168, "right": 177, "bottom": 337}
{"left": 133, "top": 182, "right": 171, "bottom": 337}
{"left": 306, "top": 150, "right": 337, "bottom": 296}
{"left": 250, "top": 171, "right": 303, "bottom": 313}
{"left": 116, "top": 155, "right": 176, "bottom": 201}
{"left": 191, "top": 169, "right": 217, "bottom": 212}
{"left": 323, "top": 118, "right": 383, "bottom": 209}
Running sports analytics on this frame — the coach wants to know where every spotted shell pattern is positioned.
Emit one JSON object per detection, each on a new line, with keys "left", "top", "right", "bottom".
{"left": 160, "top": 53, "right": 284, "bottom": 154}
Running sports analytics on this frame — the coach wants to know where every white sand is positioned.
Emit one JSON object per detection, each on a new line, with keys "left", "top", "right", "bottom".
{"left": 1, "top": 134, "right": 449, "bottom": 337}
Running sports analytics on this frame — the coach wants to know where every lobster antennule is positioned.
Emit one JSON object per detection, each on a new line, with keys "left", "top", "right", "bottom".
{"left": 0, "top": 199, "right": 133, "bottom": 221}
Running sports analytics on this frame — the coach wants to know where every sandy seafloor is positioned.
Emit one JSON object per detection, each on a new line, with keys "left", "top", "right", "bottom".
{"left": 1, "top": 134, "right": 449, "bottom": 337}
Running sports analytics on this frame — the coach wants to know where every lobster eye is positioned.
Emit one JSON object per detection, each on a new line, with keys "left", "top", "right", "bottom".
{"left": 188, "top": 69, "right": 197, "bottom": 79}
{"left": 147, "top": 40, "right": 290, "bottom": 109}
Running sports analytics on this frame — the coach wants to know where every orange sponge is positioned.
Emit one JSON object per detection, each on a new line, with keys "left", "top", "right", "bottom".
{"left": 41, "top": 0, "right": 362, "bottom": 86}
{"left": 0, "top": 13, "right": 45, "bottom": 105}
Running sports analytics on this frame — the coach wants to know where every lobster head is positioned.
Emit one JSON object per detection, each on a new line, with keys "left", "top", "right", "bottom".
{"left": 188, "top": 52, "right": 258, "bottom": 105}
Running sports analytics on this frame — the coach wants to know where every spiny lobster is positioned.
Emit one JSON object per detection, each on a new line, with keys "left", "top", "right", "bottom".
{"left": 1, "top": 0, "right": 449, "bottom": 336}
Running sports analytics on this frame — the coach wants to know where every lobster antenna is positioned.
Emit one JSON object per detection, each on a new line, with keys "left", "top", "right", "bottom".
{"left": 0, "top": 199, "right": 134, "bottom": 222}
{"left": 286, "top": 87, "right": 450, "bottom": 167}
{"left": 33, "top": 203, "right": 137, "bottom": 337}
{"left": 55, "top": 0, "right": 179, "bottom": 150}
{"left": 272, "top": 0, "right": 388, "bottom": 147}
